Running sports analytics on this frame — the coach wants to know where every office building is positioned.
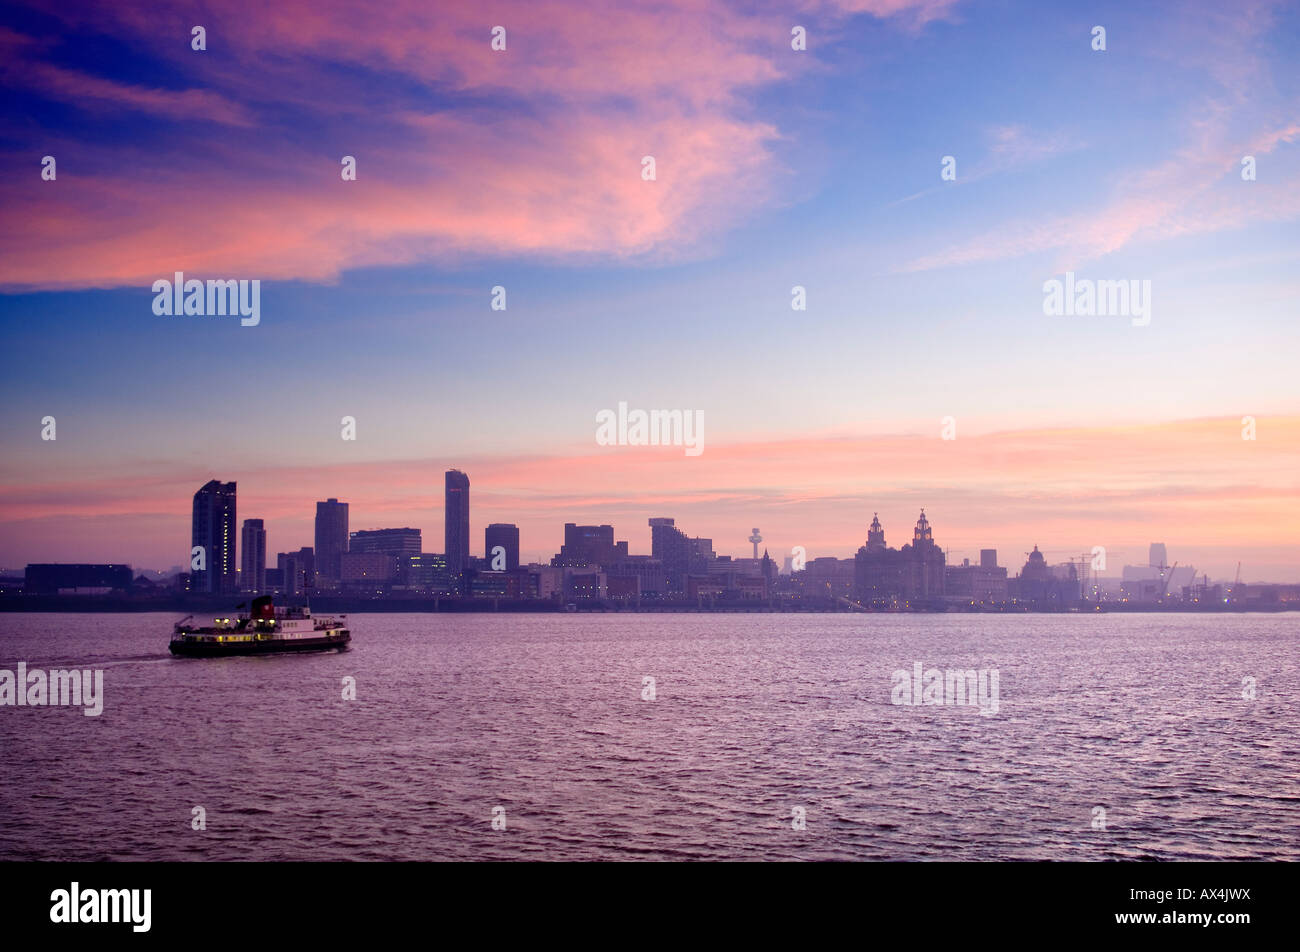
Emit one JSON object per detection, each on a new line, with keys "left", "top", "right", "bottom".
{"left": 649, "top": 517, "right": 714, "bottom": 593}
{"left": 314, "top": 498, "right": 349, "bottom": 582}
{"left": 192, "top": 479, "right": 237, "bottom": 595}
{"left": 485, "top": 523, "right": 520, "bottom": 572}
{"left": 552, "top": 523, "right": 625, "bottom": 568}
{"left": 350, "top": 528, "right": 422, "bottom": 559}
{"left": 445, "top": 470, "right": 470, "bottom": 575}
{"left": 277, "top": 547, "right": 315, "bottom": 596}
{"left": 240, "top": 518, "right": 266, "bottom": 594}
{"left": 340, "top": 551, "right": 397, "bottom": 585}
{"left": 945, "top": 550, "right": 1009, "bottom": 606}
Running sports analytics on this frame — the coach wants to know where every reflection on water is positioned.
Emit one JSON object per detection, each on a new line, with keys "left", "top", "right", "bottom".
{"left": 1, "top": 612, "right": 1295, "bottom": 860}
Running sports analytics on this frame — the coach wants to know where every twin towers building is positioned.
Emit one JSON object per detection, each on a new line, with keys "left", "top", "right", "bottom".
{"left": 853, "top": 510, "right": 946, "bottom": 608}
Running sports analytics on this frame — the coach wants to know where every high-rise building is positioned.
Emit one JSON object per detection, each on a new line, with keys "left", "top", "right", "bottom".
{"left": 552, "top": 523, "right": 624, "bottom": 568}
{"left": 240, "top": 518, "right": 266, "bottom": 594}
{"left": 350, "top": 528, "right": 422, "bottom": 559}
{"left": 1149, "top": 543, "right": 1168, "bottom": 569}
{"left": 485, "top": 523, "right": 520, "bottom": 571}
{"left": 445, "top": 470, "right": 470, "bottom": 575}
{"left": 314, "top": 498, "right": 349, "bottom": 582}
{"left": 648, "top": 517, "right": 712, "bottom": 592}
{"left": 650, "top": 517, "right": 688, "bottom": 591}
{"left": 192, "top": 480, "right": 237, "bottom": 595}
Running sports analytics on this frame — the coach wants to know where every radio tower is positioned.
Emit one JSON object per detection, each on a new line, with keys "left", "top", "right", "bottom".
{"left": 749, "top": 528, "right": 762, "bottom": 560}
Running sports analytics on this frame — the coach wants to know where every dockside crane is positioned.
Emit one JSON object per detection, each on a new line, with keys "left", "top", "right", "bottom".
{"left": 1159, "top": 561, "right": 1179, "bottom": 601}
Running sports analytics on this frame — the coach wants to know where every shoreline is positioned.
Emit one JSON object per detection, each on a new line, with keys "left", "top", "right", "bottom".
{"left": 0, "top": 596, "right": 1293, "bottom": 615}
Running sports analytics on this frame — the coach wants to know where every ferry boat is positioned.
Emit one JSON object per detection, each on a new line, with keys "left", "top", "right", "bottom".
{"left": 169, "top": 595, "right": 350, "bottom": 657}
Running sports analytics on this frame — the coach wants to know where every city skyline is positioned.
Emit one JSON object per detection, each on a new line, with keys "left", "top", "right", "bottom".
{"left": 7, "top": 463, "right": 1290, "bottom": 587}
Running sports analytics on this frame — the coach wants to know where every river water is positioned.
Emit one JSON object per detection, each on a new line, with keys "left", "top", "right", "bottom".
{"left": 1, "top": 612, "right": 1295, "bottom": 860}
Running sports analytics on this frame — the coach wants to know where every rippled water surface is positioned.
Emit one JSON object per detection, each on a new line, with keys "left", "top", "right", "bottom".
{"left": 1, "top": 612, "right": 1296, "bottom": 860}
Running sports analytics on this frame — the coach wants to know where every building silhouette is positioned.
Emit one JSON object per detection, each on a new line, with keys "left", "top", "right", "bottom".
{"left": 553, "top": 523, "right": 624, "bottom": 568}
{"left": 25, "top": 563, "right": 132, "bottom": 595}
{"left": 274, "top": 547, "right": 315, "bottom": 596}
{"left": 854, "top": 510, "right": 946, "bottom": 607}
{"left": 1011, "top": 545, "right": 1081, "bottom": 607}
{"left": 192, "top": 479, "right": 237, "bottom": 595}
{"left": 649, "top": 517, "right": 714, "bottom": 592}
{"left": 350, "top": 528, "right": 421, "bottom": 559}
{"left": 240, "top": 518, "right": 266, "bottom": 594}
{"left": 485, "top": 523, "right": 520, "bottom": 571}
{"left": 944, "top": 548, "right": 1008, "bottom": 606}
{"left": 445, "top": 470, "right": 470, "bottom": 576}
{"left": 314, "top": 498, "right": 349, "bottom": 585}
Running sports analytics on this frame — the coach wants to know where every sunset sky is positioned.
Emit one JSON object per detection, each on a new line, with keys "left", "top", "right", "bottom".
{"left": 1, "top": 0, "right": 1297, "bottom": 579}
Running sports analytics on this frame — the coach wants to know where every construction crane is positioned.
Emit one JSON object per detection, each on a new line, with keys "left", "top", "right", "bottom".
{"left": 1159, "top": 561, "right": 1179, "bottom": 601}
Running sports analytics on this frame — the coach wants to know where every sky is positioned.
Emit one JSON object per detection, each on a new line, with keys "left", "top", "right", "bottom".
{"left": 1, "top": 0, "right": 1297, "bottom": 580}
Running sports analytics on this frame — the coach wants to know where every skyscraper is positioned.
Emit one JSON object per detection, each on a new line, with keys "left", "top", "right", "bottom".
{"left": 240, "top": 518, "right": 266, "bottom": 594}
{"left": 485, "top": 523, "right": 520, "bottom": 571}
{"left": 314, "top": 498, "right": 349, "bottom": 583}
{"left": 192, "top": 480, "right": 237, "bottom": 595}
{"left": 1149, "top": 543, "right": 1168, "bottom": 569}
{"left": 649, "top": 517, "right": 693, "bottom": 592}
{"left": 445, "top": 470, "right": 470, "bottom": 575}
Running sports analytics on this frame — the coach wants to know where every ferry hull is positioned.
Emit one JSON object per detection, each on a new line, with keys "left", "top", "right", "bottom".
{"left": 169, "top": 630, "right": 350, "bottom": 657}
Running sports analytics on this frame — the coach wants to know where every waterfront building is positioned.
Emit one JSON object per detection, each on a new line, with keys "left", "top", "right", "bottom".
{"left": 192, "top": 480, "right": 237, "bottom": 595}
{"left": 485, "top": 523, "right": 521, "bottom": 571}
{"left": 314, "top": 498, "right": 349, "bottom": 584}
{"left": 854, "top": 511, "right": 947, "bottom": 607}
{"left": 445, "top": 470, "right": 471, "bottom": 576}
{"left": 240, "top": 518, "right": 266, "bottom": 594}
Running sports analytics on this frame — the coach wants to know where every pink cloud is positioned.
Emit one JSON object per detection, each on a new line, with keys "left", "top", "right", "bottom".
{"left": 900, "top": 5, "right": 1300, "bottom": 274}
{"left": 0, "top": 107, "right": 781, "bottom": 287}
{"left": 2, "top": 0, "right": 956, "bottom": 289}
